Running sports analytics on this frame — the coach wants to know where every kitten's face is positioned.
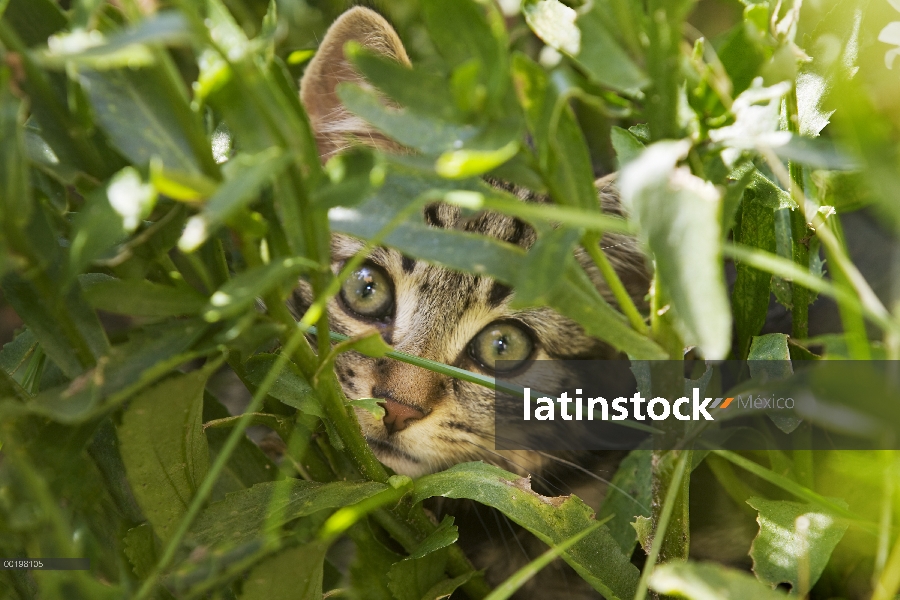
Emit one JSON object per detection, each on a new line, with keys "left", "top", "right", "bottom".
{"left": 296, "top": 8, "right": 645, "bottom": 477}
{"left": 295, "top": 205, "right": 610, "bottom": 477}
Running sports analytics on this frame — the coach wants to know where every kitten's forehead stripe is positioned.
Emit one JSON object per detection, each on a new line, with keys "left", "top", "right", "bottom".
{"left": 400, "top": 254, "right": 416, "bottom": 273}
{"left": 487, "top": 282, "right": 513, "bottom": 309}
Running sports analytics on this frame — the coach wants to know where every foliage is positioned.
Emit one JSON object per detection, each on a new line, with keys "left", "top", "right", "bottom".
{"left": 1, "top": 0, "right": 900, "bottom": 599}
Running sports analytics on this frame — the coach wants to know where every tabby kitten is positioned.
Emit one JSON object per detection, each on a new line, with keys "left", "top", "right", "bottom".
{"left": 295, "top": 7, "right": 651, "bottom": 595}
{"left": 297, "top": 6, "right": 649, "bottom": 479}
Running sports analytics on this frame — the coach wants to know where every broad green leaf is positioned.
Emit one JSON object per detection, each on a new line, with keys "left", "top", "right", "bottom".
{"left": 189, "top": 479, "right": 389, "bottom": 547}
{"left": 770, "top": 207, "right": 794, "bottom": 308}
{"left": 68, "top": 186, "right": 130, "bottom": 277}
{"left": 718, "top": 14, "right": 769, "bottom": 96}
{"left": 202, "top": 393, "right": 278, "bottom": 502}
{"left": 201, "top": 257, "right": 313, "bottom": 323}
{"left": 631, "top": 515, "right": 652, "bottom": 553}
{"left": 733, "top": 196, "right": 776, "bottom": 359}
{"left": 512, "top": 226, "right": 578, "bottom": 305}
{"left": 748, "top": 333, "right": 790, "bottom": 362}
{"left": 23, "top": 320, "right": 208, "bottom": 422}
{"left": 313, "top": 147, "right": 384, "bottom": 209}
{"left": 813, "top": 171, "right": 874, "bottom": 214}
{"left": 746, "top": 497, "right": 849, "bottom": 593}
{"left": 440, "top": 186, "right": 631, "bottom": 234}
{"left": 346, "top": 43, "right": 458, "bottom": 121}
{"left": 747, "top": 171, "right": 796, "bottom": 210}
{"left": 243, "top": 354, "right": 321, "bottom": 418}
{"left": 319, "top": 477, "right": 413, "bottom": 543}
{"left": 1, "top": 271, "right": 109, "bottom": 378}
{"left": 2, "top": 0, "right": 67, "bottom": 47}
{"left": 239, "top": 541, "right": 327, "bottom": 600}
{"left": 620, "top": 141, "right": 731, "bottom": 359}
{"left": 610, "top": 126, "right": 645, "bottom": 168}
{"left": 748, "top": 334, "right": 801, "bottom": 433}
{"left": 408, "top": 515, "right": 458, "bottom": 559}
{"left": 179, "top": 148, "right": 292, "bottom": 252}
{"left": 0, "top": 70, "right": 32, "bottom": 239}
{"left": 649, "top": 561, "right": 787, "bottom": 600}
{"left": 0, "top": 328, "right": 36, "bottom": 375}
{"left": 81, "top": 274, "right": 206, "bottom": 317}
{"left": 420, "top": 573, "right": 475, "bottom": 600}
{"left": 414, "top": 462, "right": 639, "bottom": 600}
{"left": 79, "top": 67, "right": 212, "bottom": 174}
{"left": 118, "top": 369, "right": 210, "bottom": 543}
{"left": 40, "top": 12, "right": 192, "bottom": 70}
{"left": 575, "top": 8, "right": 649, "bottom": 92}
{"left": 597, "top": 449, "right": 652, "bottom": 555}
{"left": 512, "top": 54, "right": 597, "bottom": 212}
{"left": 329, "top": 173, "right": 526, "bottom": 284}
{"left": 88, "top": 418, "right": 146, "bottom": 523}
{"left": 0, "top": 329, "right": 36, "bottom": 399}
{"left": 349, "top": 522, "right": 403, "bottom": 600}
{"left": 122, "top": 523, "right": 157, "bottom": 579}
{"left": 422, "top": 0, "right": 508, "bottom": 107}
{"left": 524, "top": 1, "right": 648, "bottom": 93}
{"left": 337, "top": 57, "right": 521, "bottom": 159}
{"left": 388, "top": 549, "right": 448, "bottom": 600}
{"left": 337, "top": 82, "right": 480, "bottom": 154}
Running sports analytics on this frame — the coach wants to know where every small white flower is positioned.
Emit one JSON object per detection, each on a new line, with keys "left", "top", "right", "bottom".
{"left": 47, "top": 29, "right": 104, "bottom": 55}
{"left": 107, "top": 167, "right": 156, "bottom": 232}
{"left": 880, "top": 0, "right": 900, "bottom": 69}
{"left": 497, "top": 0, "right": 522, "bottom": 17}
{"left": 211, "top": 125, "right": 232, "bottom": 164}
{"left": 525, "top": 0, "right": 580, "bottom": 56}
{"left": 538, "top": 45, "right": 563, "bottom": 69}
{"left": 709, "top": 78, "right": 792, "bottom": 165}
{"left": 179, "top": 216, "right": 208, "bottom": 252}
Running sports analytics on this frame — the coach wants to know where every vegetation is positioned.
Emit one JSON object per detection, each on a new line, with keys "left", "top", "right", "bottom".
{"left": 0, "top": 0, "right": 899, "bottom": 598}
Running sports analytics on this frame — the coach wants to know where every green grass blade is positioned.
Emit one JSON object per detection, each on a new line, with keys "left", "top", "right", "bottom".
{"left": 485, "top": 519, "right": 609, "bottom": 600}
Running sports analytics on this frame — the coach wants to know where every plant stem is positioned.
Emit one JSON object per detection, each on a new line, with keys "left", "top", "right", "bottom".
{"left": 760, "top": 149, "right": 894, "bottom": 335}
{"left": 582, "top": 232, "right": 648, "bottom": 334}
{"left": 785, "top": 88, "right": 810, "bottom": 341}
{"left": 635, "top": 450, "right": 690, "bottom": 600}
{"left": 649, "top": 273, "right": 683, "bottom": 359}
{"left": 825, "top": 215, "right": 871, "bottom": 359}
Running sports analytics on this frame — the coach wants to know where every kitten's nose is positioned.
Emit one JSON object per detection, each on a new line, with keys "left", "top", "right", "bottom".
{"left": 381, "top": 398, "right": 426, "bottom": 435}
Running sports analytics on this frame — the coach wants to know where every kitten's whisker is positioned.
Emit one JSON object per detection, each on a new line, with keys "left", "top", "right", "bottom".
{"left": 500, "top": 510, "right": 531, "bottom": 562}
{"left": 599, "top": 239, "right": 641, "bottom": 251}
{"left": 491, "top": 503, "right": 515, "bottom": 564}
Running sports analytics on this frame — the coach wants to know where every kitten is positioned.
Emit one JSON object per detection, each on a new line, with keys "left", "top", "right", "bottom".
{"left": 294, "top": 7, "right": 651, "bottom": 595}
{"left": 297, "top": 6, "right": 648, "bottom": 479}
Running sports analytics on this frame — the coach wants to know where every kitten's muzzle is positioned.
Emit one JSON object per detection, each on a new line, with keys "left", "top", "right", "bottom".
{"left": 381, "top": 398, "right": 428, "bottom": 435}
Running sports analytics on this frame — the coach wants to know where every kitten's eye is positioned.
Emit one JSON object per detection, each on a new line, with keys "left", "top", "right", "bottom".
{"left": 340, "top": 263, "right": 394, "bottom": 318}
{"left": 469, "top": 321, "right": 534, "bottom": 372}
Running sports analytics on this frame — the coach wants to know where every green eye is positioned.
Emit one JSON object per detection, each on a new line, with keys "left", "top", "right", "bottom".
{"left": 340, "top": 264, "right": 394, "bottom": 318}
{"left": 469, "top": 321, "right": 534, "bottom": 372}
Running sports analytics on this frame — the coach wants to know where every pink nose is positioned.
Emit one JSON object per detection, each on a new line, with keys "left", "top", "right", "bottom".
{"left": 382, "top": 398, "right": 427, "bottom": 435}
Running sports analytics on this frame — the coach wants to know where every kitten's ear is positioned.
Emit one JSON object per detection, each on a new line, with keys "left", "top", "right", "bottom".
{"left": 300, "top": 7, "right": 410, "bottom": 160}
